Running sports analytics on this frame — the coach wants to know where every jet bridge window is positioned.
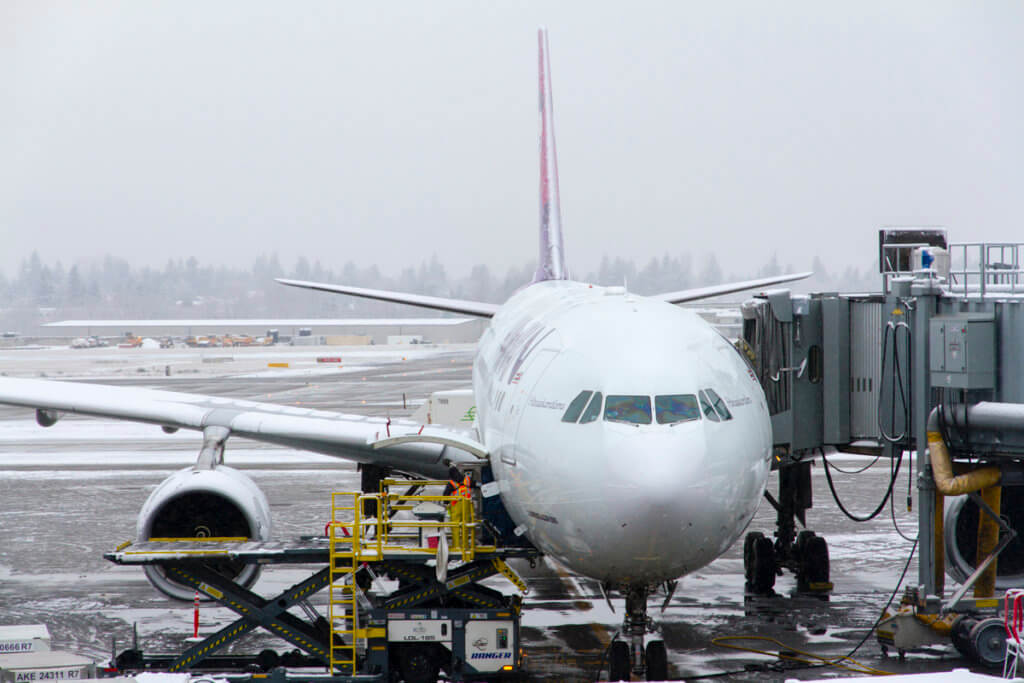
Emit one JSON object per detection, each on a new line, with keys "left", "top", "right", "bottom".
{"left": 561, "top": 390, "right": 593, "bottom": 423}
{"left": 655, "top": 394, "right": 700, "bottom": 425}
{"left": 579, "top": 392, "right": 603, "bottom": 424}
{"left": 699, "top": 388, "right": 732, "bottom": 422}
{"left": 604, "top": 395, "right": 652, "bottom": 425}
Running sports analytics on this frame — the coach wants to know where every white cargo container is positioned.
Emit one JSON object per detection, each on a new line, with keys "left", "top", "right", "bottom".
{"left": 410, "top": 389, "right": 476, "bottom": 426}
{"left": 0, "top": 651, "right": 95, "bottom": 683}
{"left": 0, "top": 627, "right": 50, "bottom": 655}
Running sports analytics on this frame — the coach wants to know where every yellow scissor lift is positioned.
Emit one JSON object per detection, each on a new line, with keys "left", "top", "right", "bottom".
{"left": 327, "top": 479, "right": 529, "bottom": 678}
{"left": 106, "top": 477, "right": 536, "bottom": 683}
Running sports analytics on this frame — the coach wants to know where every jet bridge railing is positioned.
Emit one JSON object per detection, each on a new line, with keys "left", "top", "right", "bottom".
{"left": 946, "top": 242, "right": 1024, "bottom": 297}
{"left": 882, "top": 241, "right": 1024, "bottom": 297}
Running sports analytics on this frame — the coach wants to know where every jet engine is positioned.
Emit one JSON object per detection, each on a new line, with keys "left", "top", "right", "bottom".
{"left": 137, "top": 465, "right": 272, "bottom": 601}
{"left": 944, "top": 491, "right": 1024, "bottom": 590}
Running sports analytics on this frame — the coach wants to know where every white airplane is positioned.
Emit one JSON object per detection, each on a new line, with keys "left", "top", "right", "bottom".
{"left": 0, "top": 29, "right": 808, "bottom": 680}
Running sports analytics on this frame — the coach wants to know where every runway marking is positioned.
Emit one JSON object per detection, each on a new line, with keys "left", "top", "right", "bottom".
{"left": 548, "top": 559, "right": 612, "bottom": 648}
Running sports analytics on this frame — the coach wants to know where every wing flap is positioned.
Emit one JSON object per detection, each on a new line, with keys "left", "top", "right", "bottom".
{"left": 369, "top": 426, "right": 488, "bottom": 460}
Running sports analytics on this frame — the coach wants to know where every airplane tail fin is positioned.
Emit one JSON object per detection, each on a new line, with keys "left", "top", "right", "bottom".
{"left": 534, "top": 27, "right": 568, "bottom": 282}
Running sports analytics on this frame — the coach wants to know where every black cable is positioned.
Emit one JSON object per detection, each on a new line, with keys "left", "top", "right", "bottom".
{"left": 843, "top": 537, "right": 918, "bottom": 660}
{"left": 694, "top": 541, "right": 920, "bottom": 681}
{"left": 902, "top": 322, "right": 913, "bottom": 515}
{"left": 878, "top": 322, "right": 911, "bottom": 443}
{"left": 825, "top": 454, "right": 881, "bottom": 475}
{"left": 822, "top": 447, "right": 903, "bottom": 522}
{"left": 906, "top": 440, "right": 914, "bottom": 514}
{"left": 889, "top": 453, "right": 918, "bottom": 543}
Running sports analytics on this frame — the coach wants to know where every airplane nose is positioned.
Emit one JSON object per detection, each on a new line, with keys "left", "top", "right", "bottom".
{"left": 582, "top": 427, "right": 724, "bottom": 575}
{"left": 608, "top": 428, "right": 704, "bottom": 504}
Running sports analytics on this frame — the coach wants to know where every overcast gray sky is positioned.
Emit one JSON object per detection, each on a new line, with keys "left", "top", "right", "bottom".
{"left": 3, "top": 2, "right": 1023, "bottom": 281}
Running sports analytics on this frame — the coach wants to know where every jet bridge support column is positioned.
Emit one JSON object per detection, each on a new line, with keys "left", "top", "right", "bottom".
{"left": 908, "top": 280, "right": 938, "bottom": 597}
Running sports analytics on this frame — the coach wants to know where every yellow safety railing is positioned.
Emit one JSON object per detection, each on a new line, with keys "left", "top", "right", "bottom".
{"left": 373, "top": 478, "right": 500, "bottom": 561}
{"left": 326, "top": 479, "right": 502, "bottom": 672}
{"left": 327, "top": 492, "right": 360, "bottom": 674}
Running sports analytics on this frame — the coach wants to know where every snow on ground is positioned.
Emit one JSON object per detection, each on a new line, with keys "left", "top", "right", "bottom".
{"left": 0, "top": 419, "right": 202, "bottom": 443}
{"left": 0, "top": 449, "right": 338, "bottom": 471}
{"left": 0, "top": 343, "right": 471, "bottom": 380}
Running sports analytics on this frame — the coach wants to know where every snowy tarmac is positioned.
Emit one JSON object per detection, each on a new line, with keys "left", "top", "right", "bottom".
{"left": 0, "top": 344, "right": 998, "bottom": 680}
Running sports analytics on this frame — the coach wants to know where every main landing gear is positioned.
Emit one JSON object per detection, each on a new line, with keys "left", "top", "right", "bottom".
{"left": 744, "top": 529, "right": 830, "bottom": 594}
{"left": 744, "top": 461, "right": 832, "bottom": 595}
{"left": 606, "top": 586, "right": 669, "bottom": 681}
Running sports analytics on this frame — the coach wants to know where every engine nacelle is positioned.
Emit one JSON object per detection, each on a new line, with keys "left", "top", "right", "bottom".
{"left": 36, "top": 409, "right": 60, "bottom": 427}
{"left": 944, "top": 491, "right": 1024, "bottom": 590}
{"left": 137, "top": 465, "right": 272, "bottom": 601}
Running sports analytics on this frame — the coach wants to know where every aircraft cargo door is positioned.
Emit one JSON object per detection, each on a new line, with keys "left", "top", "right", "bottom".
{"left": 504, "top": 348, "right": 559, "bottom": 466}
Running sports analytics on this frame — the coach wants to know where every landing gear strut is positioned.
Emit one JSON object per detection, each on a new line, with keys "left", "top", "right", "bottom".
{"left": 607, "top": 586, "right": 668, "bottom": 681}
{"left": 744, "top": 460, "right": 831, "bottom": 594}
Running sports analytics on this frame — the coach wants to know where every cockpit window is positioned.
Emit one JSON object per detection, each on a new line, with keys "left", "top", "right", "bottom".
{"left": 699, "top": 391, "right": 721, "bottom": 422}
{"left": 604, "top": 395, "right": 652, "bottom": 425}
{"left": 561, "top": 391, "right": 593, "bottom": 423}
{"left": 655, "top": 394, "right": 700, "bottom": 425}
{"left": 700, "top": 388, "right": 733, "bottom": 421}
{"left": 579, "top": 391, "right": 603, "bottom": 424}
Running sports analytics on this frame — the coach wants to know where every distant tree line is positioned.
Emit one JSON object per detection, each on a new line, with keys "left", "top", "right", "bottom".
{"left": 0, "top": 251, "right": 880, "bottom": 333}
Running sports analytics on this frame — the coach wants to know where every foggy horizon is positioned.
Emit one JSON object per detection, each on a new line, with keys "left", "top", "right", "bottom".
{"left": 4, "top": 2, "right": 1023, "bottom": 279}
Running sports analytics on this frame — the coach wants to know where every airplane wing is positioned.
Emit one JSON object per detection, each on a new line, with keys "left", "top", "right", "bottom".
{"left": 276, "top": 279, "right": 499, "bottom": 318}
{"left": 654, "top": 272, "right": 813, "bottom": 304}
{"left": 0, "top": 377, "right": 483, "bottom": 478}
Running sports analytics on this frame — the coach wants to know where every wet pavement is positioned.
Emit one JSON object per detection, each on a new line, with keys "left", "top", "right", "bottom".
{"left": 0, "top": 345, "right": 992, "bottom": 680}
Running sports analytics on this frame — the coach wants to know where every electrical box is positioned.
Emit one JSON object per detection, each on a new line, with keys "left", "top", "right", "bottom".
{"left": 464, "top": 620, "right": 516, "bottom": 673}
{"left": 930, "top": 314, "right": 996, "bottom": 389}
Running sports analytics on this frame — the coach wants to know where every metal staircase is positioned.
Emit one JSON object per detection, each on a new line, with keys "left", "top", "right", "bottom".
{"left": 328, "top": 492, "right": 360, "bottom": 674}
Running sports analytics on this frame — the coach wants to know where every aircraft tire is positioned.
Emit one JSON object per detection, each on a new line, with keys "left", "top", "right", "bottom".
{"left": 748, "top": 534, "right": 777, "bottom": 594}
{"left": 608, "top": 641, "right": 631, "bottom": 682}
{"left": 743, "top": 531, "right": 764, "bottom": 584}
{"left": 796, "top": 532, "right": 829, "bottom": 587}
{"left": 395, "top": 643, "right": 441, "bottom": 683}
{"left": 804, "top": 535, "right": 829, "bottom": 583}
{"left": 794, "top": 529, "right": 815, "bottom": 557}
{"left": 645, "top": 640, "right": 668, "bottom": 680}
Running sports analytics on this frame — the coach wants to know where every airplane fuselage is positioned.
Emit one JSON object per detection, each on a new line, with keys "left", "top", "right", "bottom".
{"left": 473, "top": 280, "right": 772, "bottom": 586}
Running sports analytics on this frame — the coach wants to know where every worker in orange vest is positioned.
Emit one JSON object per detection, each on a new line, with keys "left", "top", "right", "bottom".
{"left": 445, "top": 468, "right": 472, "bottom": 551}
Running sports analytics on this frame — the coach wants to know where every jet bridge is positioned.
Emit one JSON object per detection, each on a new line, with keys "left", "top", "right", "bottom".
{"left": 740, "top": 230, "right": 1024, "bottom": 668}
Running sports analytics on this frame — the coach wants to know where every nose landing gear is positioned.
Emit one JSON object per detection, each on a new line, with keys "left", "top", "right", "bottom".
{"left": 607, "top": 586, "right": 669, "bottom": 681}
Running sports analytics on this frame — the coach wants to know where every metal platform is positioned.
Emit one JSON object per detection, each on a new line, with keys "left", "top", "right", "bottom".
{"left": 107, "top": 537, "right": 536, "bottom": 566}
{"left": 104, "top": 479, "right": 538, "bottom": 682}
